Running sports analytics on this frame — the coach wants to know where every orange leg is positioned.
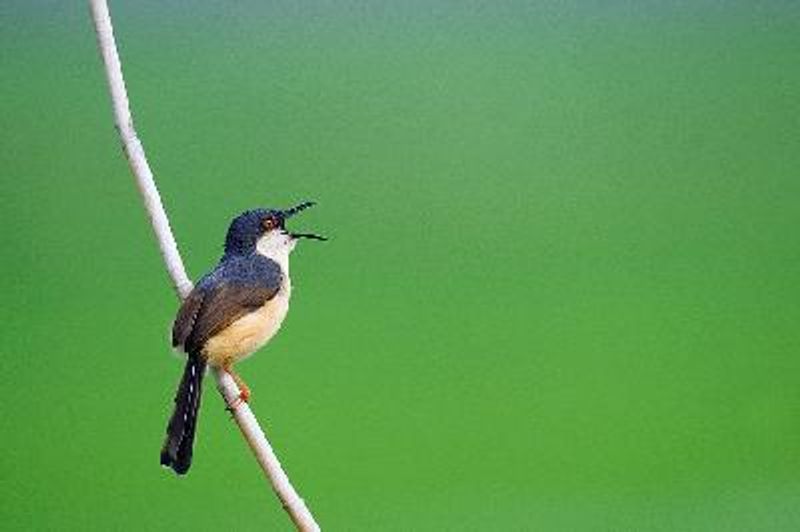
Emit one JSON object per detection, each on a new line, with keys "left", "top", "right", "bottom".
{"left": 223, "top": 363, "right": 251, "bottom": 410}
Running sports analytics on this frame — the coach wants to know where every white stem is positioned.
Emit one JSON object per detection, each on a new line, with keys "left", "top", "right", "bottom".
{"left": 89, "top": 2, "right": 320, "bottom": 530}
{"left": 214, "top": 370, "right": 319, "bottom": 531}
{"left": 89, "top": 0, "right": 192, "bottom": 299}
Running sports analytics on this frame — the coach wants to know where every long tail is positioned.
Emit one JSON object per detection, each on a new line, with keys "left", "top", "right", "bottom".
{"left": 160, "top": 354, "right": 207, "bottom": 475}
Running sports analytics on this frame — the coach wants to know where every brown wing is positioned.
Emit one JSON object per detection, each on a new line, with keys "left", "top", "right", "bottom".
{"left": 172, "top": 289, "right": 205, "bottom": 348}
{"left": 181, "top": 282, "right": 280, "bottom": 356}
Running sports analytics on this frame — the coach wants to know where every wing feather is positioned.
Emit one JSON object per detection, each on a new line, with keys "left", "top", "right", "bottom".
{"left": 172, "top": 289, "right": 204, "bottom": 348}
{"left": 172, "top": 256, "right": 284, "bottom": 355}
{"left": 184, "top": 283, "right": 279, "bottom": 355}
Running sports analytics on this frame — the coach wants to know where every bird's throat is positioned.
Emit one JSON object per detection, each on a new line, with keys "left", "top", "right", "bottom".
{"left": 256, "top": 232, "right": 293, "bottom": 274}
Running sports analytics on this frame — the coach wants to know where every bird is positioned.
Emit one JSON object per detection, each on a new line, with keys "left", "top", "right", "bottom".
{"left": 160, "top": 201, "right": 326, "bottom": 475}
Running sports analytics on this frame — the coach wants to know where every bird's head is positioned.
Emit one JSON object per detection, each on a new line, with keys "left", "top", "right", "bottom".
{"left": 224, "top": 201, "right": 326, "bottom": 258}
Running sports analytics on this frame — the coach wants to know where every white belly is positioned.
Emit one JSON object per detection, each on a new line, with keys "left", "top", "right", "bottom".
{"left": 203, "top": 279, "right": 291, "bottom": 367}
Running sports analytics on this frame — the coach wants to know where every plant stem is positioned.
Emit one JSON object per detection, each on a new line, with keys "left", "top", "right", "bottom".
{"left": 88, "top": 2, "right": 320, "bottom": 529}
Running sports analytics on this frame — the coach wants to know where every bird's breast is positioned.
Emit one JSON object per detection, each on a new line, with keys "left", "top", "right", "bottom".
{"left": 203, "top": 276, "right": 292, "bottom": 367}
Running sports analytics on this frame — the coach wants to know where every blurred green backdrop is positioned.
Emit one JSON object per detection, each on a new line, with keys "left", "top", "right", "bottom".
{"left": 1, "top": 1, "right": 799, "bottom": 530}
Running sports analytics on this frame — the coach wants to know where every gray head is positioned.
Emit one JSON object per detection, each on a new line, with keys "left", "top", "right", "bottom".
{"left": 224, "top": 201, "right": 326, "bottom": 256}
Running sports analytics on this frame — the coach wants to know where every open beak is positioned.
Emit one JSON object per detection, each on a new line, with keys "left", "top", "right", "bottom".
{"left": 282, "top": 201, "right": 327, "bottom": 241}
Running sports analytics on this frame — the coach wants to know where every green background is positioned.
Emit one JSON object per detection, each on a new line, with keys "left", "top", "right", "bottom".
{"left": 2, "top": 1, "right": 798, "bottom": 530}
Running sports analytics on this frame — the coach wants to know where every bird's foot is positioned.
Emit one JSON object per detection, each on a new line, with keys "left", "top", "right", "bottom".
{"left": 238, "top": 383, "right": 251, "bottom": 403}
{"left": 223, "top": 366, "right": 250, "bottom": 414}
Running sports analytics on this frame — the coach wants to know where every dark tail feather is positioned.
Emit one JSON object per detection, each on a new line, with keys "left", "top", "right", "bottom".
{"left": 160, "top": 354, "right": 206, "bottom": 475}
